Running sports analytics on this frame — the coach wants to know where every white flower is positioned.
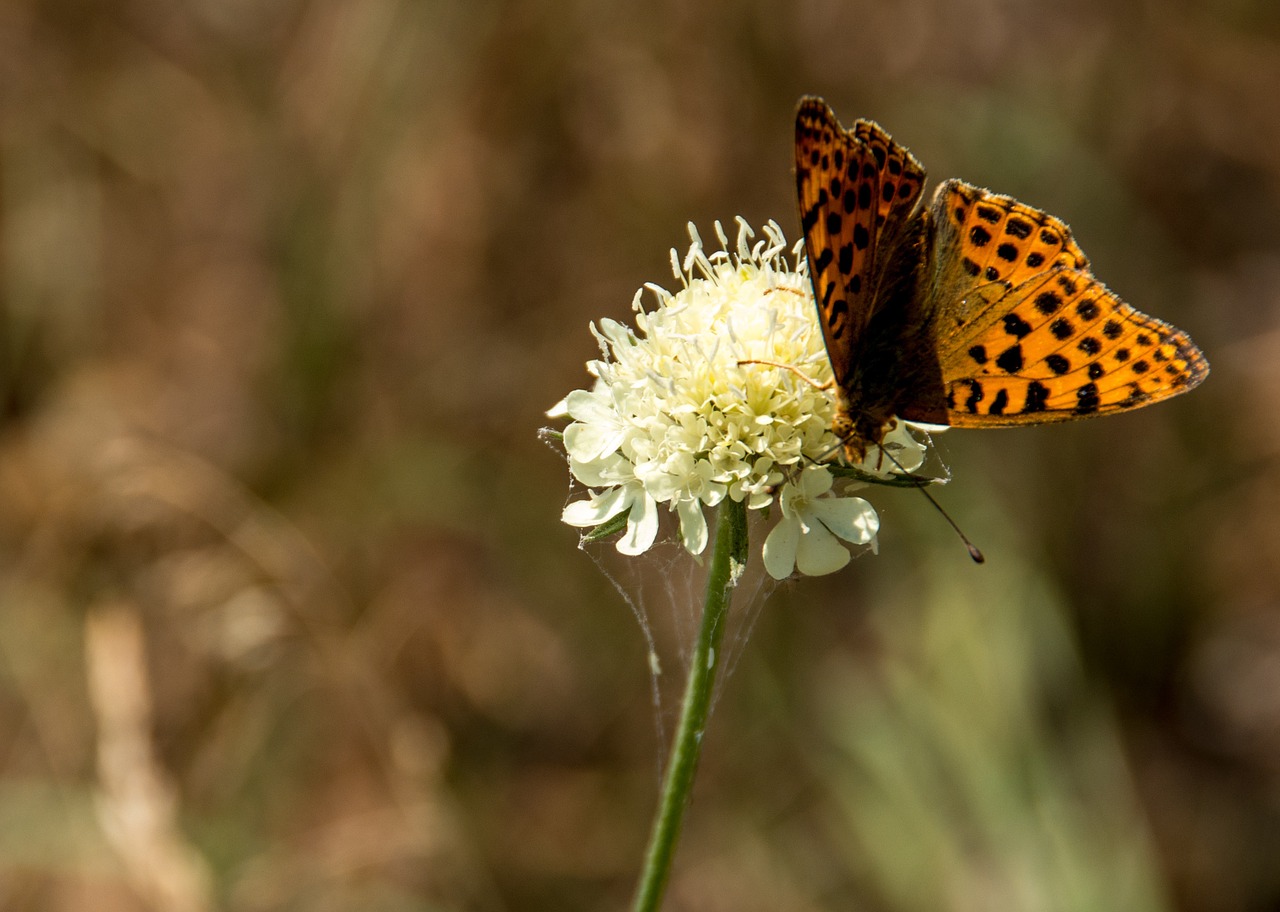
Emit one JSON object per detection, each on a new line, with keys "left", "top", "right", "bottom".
{"left": 762, "top": 466, "right": 879, "bottom": 579}
{"left": 562, "top": 481, "right": 659, "bottom": 556}
{"left": 549, "top": 218, "right": 939, "bottom": 575}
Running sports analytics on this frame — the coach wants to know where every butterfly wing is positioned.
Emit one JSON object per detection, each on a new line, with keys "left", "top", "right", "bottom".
{"left": 919, "top": 180, "right": 1209, "bottom": 425}
{"left": 795, "top": 98, "right": 926, "bottom": 390}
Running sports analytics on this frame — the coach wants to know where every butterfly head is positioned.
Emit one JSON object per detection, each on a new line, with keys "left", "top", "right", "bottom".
{"left": 832, "top": 388, "right": 898, "bottom": 465}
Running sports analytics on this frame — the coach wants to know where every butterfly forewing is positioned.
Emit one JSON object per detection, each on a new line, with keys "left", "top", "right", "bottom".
{"left": 924, "top": 182, "right": 1209, "bottom": 425}
{"left": 934, "top": 180, "right": 1090, "bottom": 288}
{"left": 795, "top": 98, "right": 925, "bottom": 388}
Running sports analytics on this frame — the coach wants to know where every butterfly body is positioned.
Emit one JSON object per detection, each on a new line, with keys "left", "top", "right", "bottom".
{"left": 827, "top": 210, "right": 944, "bottom": 456}
{"left": 795, "top": 97, "right": 1209, "bottom": 463}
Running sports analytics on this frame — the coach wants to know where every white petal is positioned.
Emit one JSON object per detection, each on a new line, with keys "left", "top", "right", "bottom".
{"left": 618, "top": 491, "right": 660, "bottom": 555}
{"left": 878, "top": 420, "right": 939, "bottom": 473}
{"left": 794, "top": 522, "right": 851, "bottom": 576}
{"left": 637, "top": 463, "right": 682, "bottom": 502}
{"left": 798, "top": 465, "right": 834, "bottom": 498}
{"left": 561, "top": 486, "right": 627, "bottom": 527}
{"left": 567, "top": 458, "right": 607, "bottom": 487}
{"left": 546, "top": 396, "right": 570, "bottom": 418}
{"left": 676, "top": 498, "right": 708, "bottom": 555}
{"left": 811, "top": 496, "right": 880, "bottom": 545}
{"left": 564, "top": 420, "right": 623, "bottom": 463}
{"left": 569, "top": 452, "right": 631, "bottom": 488}
{"left": 564, "top": 388, "right": 613, "bottom": 422}
{"left": 595, "top": 317, "right": 634, "bottom": 348}
{"left": 762, "top": 516, "right": 801, "bottom": 580}
{"left": 700, "top": 483, "right": 727, "bottom": 507}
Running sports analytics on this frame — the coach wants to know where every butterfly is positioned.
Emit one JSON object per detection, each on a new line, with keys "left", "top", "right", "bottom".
{"left": 795, "top": 96, "right": 1209, "bottom": 463}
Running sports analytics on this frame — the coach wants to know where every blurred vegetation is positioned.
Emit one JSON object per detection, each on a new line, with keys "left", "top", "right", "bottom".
{"left": 0, "top": 1, "right": 1277, "bottom": 910}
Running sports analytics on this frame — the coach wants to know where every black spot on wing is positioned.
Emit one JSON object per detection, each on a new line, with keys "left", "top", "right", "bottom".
{"left": 1034, "top": 291, "right": 1061, "bottom": 315}
{"left": 1005, "top": 218, "right": 1032, "bottom": 239}
{"left": 964, "top": 381, "right": 984, "bottom": 413}
{"left": 1075, "top": 383, "right": 1100, "bottom": 415}
{"left": 1045, "top": 354, "right": 1070, "bottom": 374}
{"left": 996, "top": 345, "right": 1024, "bottom": 373}
{"left": 1024, "top": 381, "right": 1049, "bottom": 412}
{"left": 1076, "top": 299, "right": 1100, "bottom": 320}
{"left": 1002, "top": 314, "right": 1032, "bottom": 338}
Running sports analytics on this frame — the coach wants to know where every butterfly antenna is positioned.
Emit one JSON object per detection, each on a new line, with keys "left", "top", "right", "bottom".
{"left": 737, "top": 359, "right": 831, "bottom": 393}
{"left": 880, "top": 447, "right": 985, "bottom": 564}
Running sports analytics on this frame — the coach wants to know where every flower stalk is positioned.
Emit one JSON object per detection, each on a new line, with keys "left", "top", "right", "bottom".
{"left": 630, "top": 497, "right": 747, "bottom": 912}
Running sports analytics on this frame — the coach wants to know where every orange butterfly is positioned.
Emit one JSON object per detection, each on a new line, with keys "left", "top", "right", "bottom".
{"left": 795, "top": 97, "right": 1209, "bottom": 463}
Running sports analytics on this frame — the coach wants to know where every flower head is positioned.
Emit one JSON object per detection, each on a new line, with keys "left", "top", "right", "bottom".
{"left": 551, "top": 219, "right": 938, "bottom": 579}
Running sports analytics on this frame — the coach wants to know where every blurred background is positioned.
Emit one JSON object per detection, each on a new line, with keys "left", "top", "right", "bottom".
{"left": 0, "top": 1, "right": 1276, "bottom": 910}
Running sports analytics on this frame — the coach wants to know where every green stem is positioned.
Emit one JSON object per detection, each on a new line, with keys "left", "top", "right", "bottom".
{"left": 631, "top": 498, "right": 747, "bottom": 912}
